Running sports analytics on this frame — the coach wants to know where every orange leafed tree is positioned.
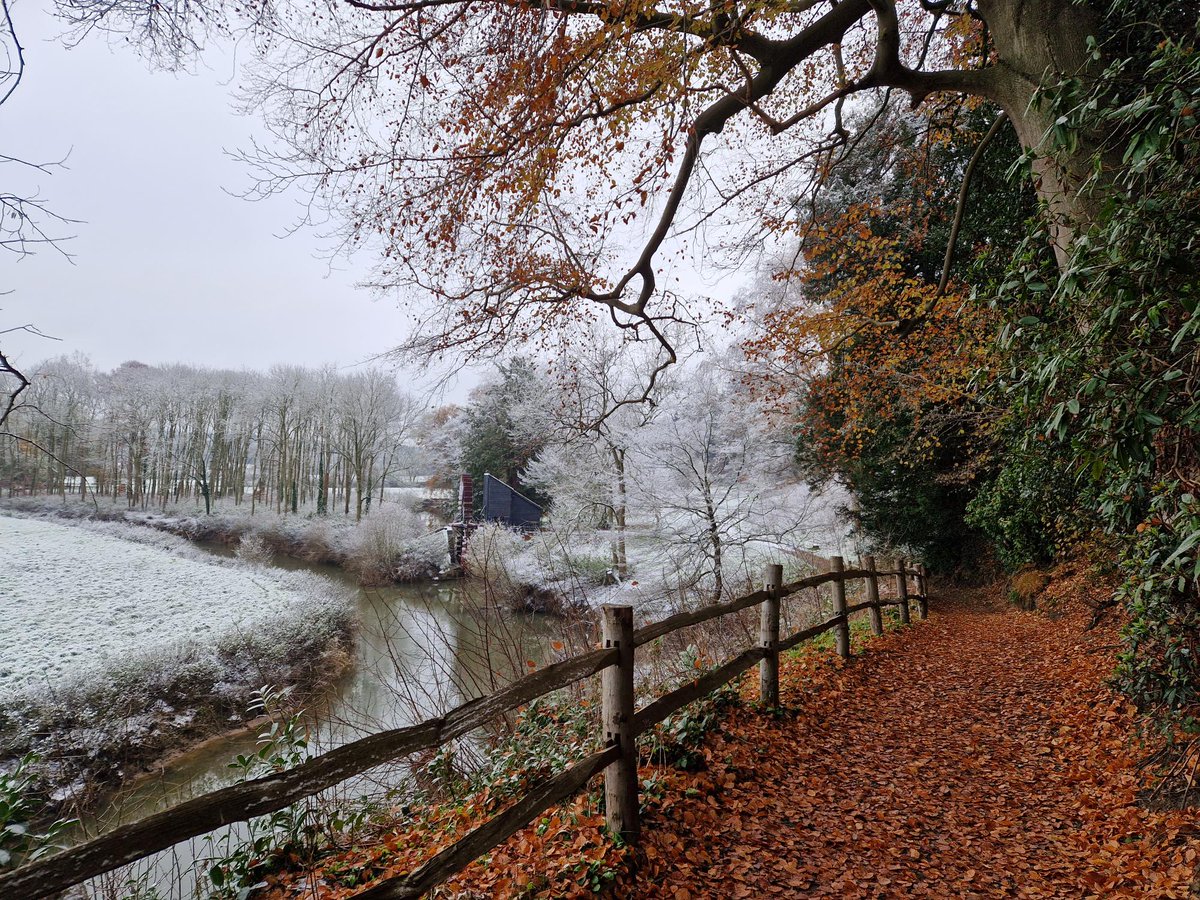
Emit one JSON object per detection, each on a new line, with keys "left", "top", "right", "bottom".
{"left": 747, "top": 219, "right": 997, "bottom": 466}
{"left": 744, "top": 97, "right": 1017, "bottom": 468}
{"left": 734, "top": 95, "right": 1033, "bottom": 566}
{"left": 58, "top": 0, "right": 1107, "bottom": 381}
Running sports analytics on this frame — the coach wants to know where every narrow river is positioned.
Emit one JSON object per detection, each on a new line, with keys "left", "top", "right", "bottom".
{"left": 74, "top": 551, "right": 562, "bottom": 896}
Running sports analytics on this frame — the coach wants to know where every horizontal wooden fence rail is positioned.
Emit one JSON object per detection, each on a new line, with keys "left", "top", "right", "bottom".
{"left": 0, "top": 648, "right": 620, "bottom": 897}
{"left": 1, "top": 556, "right": 930, "bottom": 899}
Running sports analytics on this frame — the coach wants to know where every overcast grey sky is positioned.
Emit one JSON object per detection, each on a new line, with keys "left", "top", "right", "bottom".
{"left": 1, "top": 3, "right": 758, "bottom": 402}
{"left": 1, "top": 4, "right": 474, "bottom": 393}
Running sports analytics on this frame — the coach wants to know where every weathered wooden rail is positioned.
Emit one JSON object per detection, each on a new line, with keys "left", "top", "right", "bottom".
{"left": 0, "top": 556, "right": 929, "bottom": 899}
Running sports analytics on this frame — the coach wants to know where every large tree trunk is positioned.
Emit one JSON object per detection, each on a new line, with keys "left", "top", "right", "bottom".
{"left": 975, "top": 0, "right": 1107, "bottom": 263}
{"left": 877, "top": 0, "right": 1108, "bottom": 263}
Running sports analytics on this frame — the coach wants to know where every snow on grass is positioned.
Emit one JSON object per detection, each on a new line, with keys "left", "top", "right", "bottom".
{"left": 0, "top": 516, "right": 351, "bottom": 697}
{"left": 0, "top": 494, "right": 449, "bottom": 584}
{"left": 0, "top": 513, "right": 358, "bottom": 806}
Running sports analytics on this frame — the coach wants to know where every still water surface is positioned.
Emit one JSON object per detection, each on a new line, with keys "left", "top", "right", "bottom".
{"left": 76, "top": 551, "right": 559, "bottom": 894}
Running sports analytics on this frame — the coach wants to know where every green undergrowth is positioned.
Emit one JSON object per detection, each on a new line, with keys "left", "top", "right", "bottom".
{"left": 990, "top": 30, "right": 1200, "bottom": 733}
{"left": 800, "top": 608, "right": 909, "bottom": 656}
{"left": 201, "top": 687, "right": 381, "bottom": 898}
{"left": 0, "top": 754, "right": 75, "bottom": 870}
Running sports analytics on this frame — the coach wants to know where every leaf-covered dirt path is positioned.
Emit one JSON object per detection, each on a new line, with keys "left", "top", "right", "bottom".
{"left": 265, "top": 572, "right": 1200, "bottom": 899}
{"left": 626, "top": 577, "right": 1200, "bottom": 899}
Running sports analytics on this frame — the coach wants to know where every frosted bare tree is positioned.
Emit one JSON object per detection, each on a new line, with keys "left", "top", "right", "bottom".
{"left": 528, "top": 327, "right": 677, "bottom": 577}
{"left": 632, "top": 360, "right": 819, "bottom": 602}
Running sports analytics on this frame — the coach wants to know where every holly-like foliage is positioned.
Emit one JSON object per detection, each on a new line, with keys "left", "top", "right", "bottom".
{"left": 994, "top": 26, "right": 1200, "bottom": 720}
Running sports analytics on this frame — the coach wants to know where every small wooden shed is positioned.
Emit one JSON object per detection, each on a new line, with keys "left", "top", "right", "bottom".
{"left": 481, "top": 473, "right": 543, "bottom": 531}
{"left": 447, "top": 472, "right": 544, "bottom": 568}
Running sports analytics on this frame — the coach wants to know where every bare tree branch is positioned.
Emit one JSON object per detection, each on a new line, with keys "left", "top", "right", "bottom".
{"left": 937, "top": 110, "right": 1009, "bottom": 296}
{"left": 1, "top": 3, "right": 80, "bottom": 258}
{"left": 41, "top": 0, "right": 1090, "bottom": 408}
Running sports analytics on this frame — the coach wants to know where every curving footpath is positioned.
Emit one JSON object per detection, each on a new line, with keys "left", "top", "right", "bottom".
{"left": 630, "top": 580, "right": 1200, "bottom": 899}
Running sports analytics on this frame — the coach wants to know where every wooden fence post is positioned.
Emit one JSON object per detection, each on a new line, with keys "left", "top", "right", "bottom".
{"left": 832, "top": 556, "right": 849, "bottom": 658}
{"left": 759, "top": 563, "right": 783, "bottom": 707}
{"left": 916, "top": 564, "right": 929, "bottom": 620}
{"left": 864, "top": 555, "right": 883, "bottom": 637}
{"left": 601, "top": 604, "right": 639, "bottom": 842}
{"left": 896, "top": 557, "right": 911, "bottom": 625}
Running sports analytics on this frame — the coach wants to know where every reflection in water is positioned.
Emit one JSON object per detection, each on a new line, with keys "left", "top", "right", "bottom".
{"left": 73, "top": 558, "right": 562, "bottom": 896}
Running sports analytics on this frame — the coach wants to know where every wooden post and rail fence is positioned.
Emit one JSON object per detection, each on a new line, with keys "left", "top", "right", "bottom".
{"left": 0, "top": 557, "right": 931, "bottom": 899}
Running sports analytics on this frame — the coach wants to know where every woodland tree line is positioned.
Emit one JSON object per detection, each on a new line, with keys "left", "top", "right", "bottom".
{"left": 4, "top": 357, "right": 420, "bottom": 518}
{"left": 5, "top": 344, "right": 821, "bottom": 605}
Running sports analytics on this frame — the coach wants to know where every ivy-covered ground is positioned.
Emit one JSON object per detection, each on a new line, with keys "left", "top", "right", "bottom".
{"left": 261, "top": 569, "right": 1200, "bottom": 898}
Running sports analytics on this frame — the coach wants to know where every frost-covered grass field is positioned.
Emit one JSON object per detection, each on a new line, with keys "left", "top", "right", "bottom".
{"left": 1, "top": 517, "right": 341, "bottom": 694}
{"left": 0, "top": 514, "right": 358, "bottom": 808}
{"left": 0, "top": 491, "right": 450, "bottom": 585}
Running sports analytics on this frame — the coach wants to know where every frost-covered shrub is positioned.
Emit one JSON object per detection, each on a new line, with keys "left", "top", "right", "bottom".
{"left": 393, "top": 529, "right": 450, "bottom": 582}
{"left": 563, "top": 547, "right": 613, "bottom": 586}
{"left": 235, "top": 533, "right": 273, "bottom": 566}
{"left": 1, "top": 582, "right": 357, "bottom": 810}
{"left": 350, "top": 504, "right": 420, "bottom": 582}
{"left": 295, "top": 517, "right": 338, "bottom": 561}
{"left": 0, "top": 495, "right": 450, "bottom": 585}
{"left": 461, "top": 524, "right": 571, "bottom": 612}
{"left": 342, "top": 504, "right": 447, "bottom": 584}
{"left": 460, "top": 522, "right": 635, "bottom": 611}
{"left": 531, "top": 532, "right": 614, "bottom": 588}
{"left": 462, "top": 523, "right": 529, "bottom": 605}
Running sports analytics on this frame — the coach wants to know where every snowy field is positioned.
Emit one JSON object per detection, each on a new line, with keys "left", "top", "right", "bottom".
{"left": 0, "top": 491, "right": 451, "bottom": 585}
{"left": 0, "top": 516, "right": 354, "bottom": 698}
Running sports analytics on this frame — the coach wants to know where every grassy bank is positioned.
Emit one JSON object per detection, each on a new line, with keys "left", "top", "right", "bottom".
{"left": 0, "top": 494, "right": 450, "bottom": 586}
{"left": 0, "top": 514, "right": 359, "bottom": 813}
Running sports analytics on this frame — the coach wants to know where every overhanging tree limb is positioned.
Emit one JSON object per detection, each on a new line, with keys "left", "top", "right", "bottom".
{"left": 47, "top": 0, "right": 1116, "bottom": 391}
{"left": 937, "top": 110, "right": 1009, "bottom": 296}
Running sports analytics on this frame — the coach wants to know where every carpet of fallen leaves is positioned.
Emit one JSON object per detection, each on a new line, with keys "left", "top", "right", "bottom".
{"left": 263, "top": 568, "right": 1200, "bottom": 899}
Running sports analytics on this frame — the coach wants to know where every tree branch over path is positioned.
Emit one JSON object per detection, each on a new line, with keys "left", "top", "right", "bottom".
{"left": 1, "top": 324, "right": 61, "bottom": 427}
{"left": 0, "top": 337, "right": 33, "bottom": 429}
{"left": 49, "top": 0, "right": 1109, "bottom": 392}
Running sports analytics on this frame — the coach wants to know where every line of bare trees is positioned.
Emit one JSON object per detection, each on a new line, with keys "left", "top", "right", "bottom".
{"left": 2, "top": 355, "right": 423, "bottom": 518}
